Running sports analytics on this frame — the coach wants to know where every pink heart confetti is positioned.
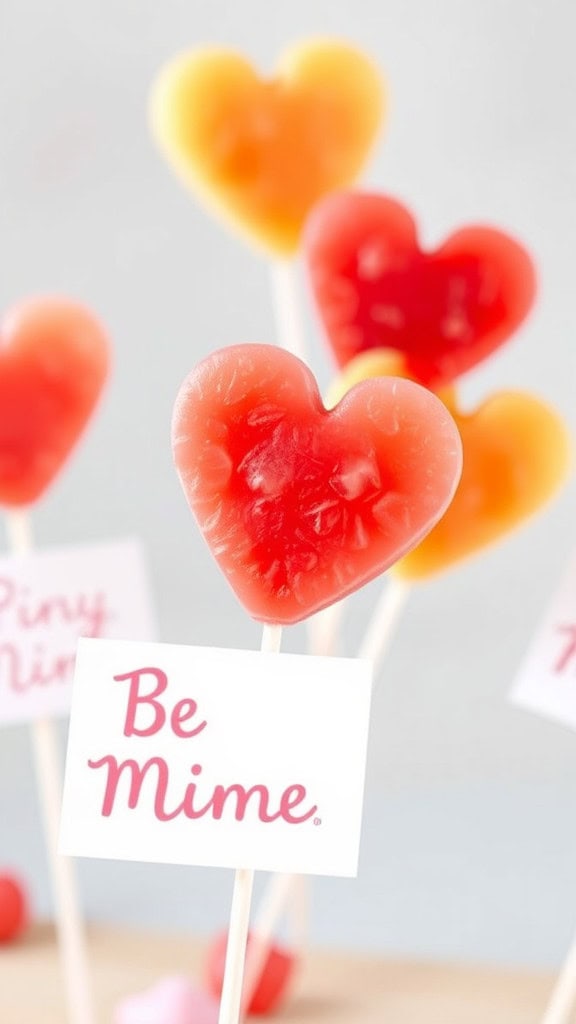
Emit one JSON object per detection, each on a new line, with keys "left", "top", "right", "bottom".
{"left": 114, "top": 975, "right": 219, "bottom": 1024}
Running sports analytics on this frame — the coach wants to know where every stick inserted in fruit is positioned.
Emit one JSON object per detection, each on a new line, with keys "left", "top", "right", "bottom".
{"left": 172, "top": 342, "right": 462, "bottom": 1024}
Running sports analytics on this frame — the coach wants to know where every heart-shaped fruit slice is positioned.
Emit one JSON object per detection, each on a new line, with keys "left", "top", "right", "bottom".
{"left": 305, "top": 191, "right": 536, "bottom": 387}
{"left": 172, "top": 345, "right": 462, "bottom": 624}
{"left": 150, "top": 40, "right": 384, "bottom": 254}
{"left": 0, "top": 298, "right": 109, "bottom": 507}
{"left": 395, "top": 391, "right": 571, "bottom": 580}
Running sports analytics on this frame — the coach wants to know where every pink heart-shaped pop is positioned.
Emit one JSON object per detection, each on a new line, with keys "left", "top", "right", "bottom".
{"left": 114, "top": 976, "right": 219, "bottom": 1024}
{"left": 172, "top": 344, "right": 463, "bottom": 624}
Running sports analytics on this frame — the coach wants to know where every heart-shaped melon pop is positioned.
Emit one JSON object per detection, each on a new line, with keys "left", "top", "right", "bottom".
{"left": 305, "top": 191, "right": 536, "bottom": 387}
{"left": 150, "top": 40, "right": 384, "bottom": 255}
{"left": 0, "top": 298, "right": 109, "bottom": 507}
{"left": 395, "top": 391, "right": 571, "bottom": 580}
{"left": 327, "top": 350, "right": 571, "bottom": 580}
{"left": 172, "top": 345, "right": 462, "bottom": 624}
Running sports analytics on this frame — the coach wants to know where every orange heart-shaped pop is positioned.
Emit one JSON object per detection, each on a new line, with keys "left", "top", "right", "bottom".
{"left": 0, "top": 298, "right": 110, "bottom": 507}
{"left": 150, "top": 39, "right": 384, "bottom": 255}
{"left": 327, "top": 350, "right": 571, "bottom": 579}
{"left": 395, "top": 391, "right": 571, "bottom": 580}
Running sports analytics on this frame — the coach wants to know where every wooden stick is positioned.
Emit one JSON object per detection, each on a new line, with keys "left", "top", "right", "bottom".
{"left": 217, "top": 623, "right": 282, "bottom": 1024}
{"left": 218, "top": 868, "right": 255, "bottom": 1024}
{"left": 269, "top": 261, "right": 308, "bottom": 363}
{"left": 240, "top": 871, "right": 297, "bottom": 1014}
{"left": 357, "top": 579, "right": 411, "bottom": 670}
{"left": 289, "top": 872, "right": 310, "bottom": 955}
{"left": 244, "top": 580, "right": 410, "bottom": 1003}
{"left": 306, "top": 598, "right": 347, "bottom": 657}
{"left": 4, "top": 510, "right": 95, "bottom": 1024}
{"left": 540, "top": 930, "right": 576, "bottom": 1024}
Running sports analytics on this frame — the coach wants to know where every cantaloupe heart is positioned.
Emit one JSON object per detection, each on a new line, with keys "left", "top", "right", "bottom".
{"left": 395, "top": 392, "right": 571, "bottom": 580}
{"left": 150, "top": 41, "right": 384, "bottom": 254}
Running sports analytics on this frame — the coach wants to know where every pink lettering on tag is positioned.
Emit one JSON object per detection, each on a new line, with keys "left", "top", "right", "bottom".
{"left": 0, "top": 576, "right": 110, "bottom": 638}
{"left": 115, "top": 667, "right": 207, "bottom": 739}
{"left": 88, "top": 754, "right": 317, "bottom": 826}
{"left": 88, "top": 666, "right": 317, "bottom": 827}
{"left": 0, "top": 642, "right": 75, "bottom": 694}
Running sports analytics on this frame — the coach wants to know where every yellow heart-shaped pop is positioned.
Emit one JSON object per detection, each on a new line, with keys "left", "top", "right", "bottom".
{"left": 150, "top": 39, "right": 385, "bottom": 255}
{"left": 396, "top": 390, "right": 571, "bottom": 580}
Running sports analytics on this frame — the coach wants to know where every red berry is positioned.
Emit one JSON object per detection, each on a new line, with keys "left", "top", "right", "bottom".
{"left": 205, "top": 930, "right": 295, "bottom": 1015}
{"left": 0, "top": 874, "right": 28, "bottom": 943}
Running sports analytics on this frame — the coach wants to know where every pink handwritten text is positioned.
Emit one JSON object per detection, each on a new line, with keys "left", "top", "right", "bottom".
{"left": 0, "top": 577, "right": 112, "bottom": 696}
{"left": 88, "top": 666, "right": 318, "bottom": 827}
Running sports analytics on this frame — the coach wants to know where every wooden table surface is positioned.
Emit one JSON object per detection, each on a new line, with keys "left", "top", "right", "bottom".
{"left": 0, "top": 922, "right": 559, "bottom": 1023}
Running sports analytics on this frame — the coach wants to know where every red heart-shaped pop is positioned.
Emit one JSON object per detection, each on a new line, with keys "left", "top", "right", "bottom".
{"left": 0, "top": 298, "right": 110, "bottom": 507}
{"left": 172, "top": 345, "right": 462, "bottom": 624}
{"left": 305, "top": 192, "right": 536, "bottom": 387}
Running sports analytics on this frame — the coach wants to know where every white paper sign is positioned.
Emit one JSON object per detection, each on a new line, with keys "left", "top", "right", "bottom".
{"left": 511, "top": 554, "right": 576, "bottom": 729}
{"left": 0, "top": 540, "right": 156, "bottom": 726}
{"left": 60, "top": 639, "right": 372, "bottom": 877}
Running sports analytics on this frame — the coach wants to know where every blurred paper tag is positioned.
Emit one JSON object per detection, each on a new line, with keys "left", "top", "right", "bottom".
{"left": 511, "top": 554, "right": 576, "bottom": 729}
{"left": 0, "top": 539, "right": 156, "bottom": 726}
{"left": 60, "top": 639, "right": 372, "bottom": 877}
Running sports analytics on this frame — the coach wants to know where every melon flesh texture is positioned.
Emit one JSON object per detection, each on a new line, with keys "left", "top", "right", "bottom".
{"left": 305, "top": 192, "right": 536, "bottom": 387}
{"left": 0, "top": 299, "right": 109, "bottom": 506}
{"left": 172, "top": 345, "right": 462, "bottom": 624}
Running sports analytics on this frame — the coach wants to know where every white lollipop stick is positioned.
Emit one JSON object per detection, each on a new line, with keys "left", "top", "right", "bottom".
{"left": 269, "top": 261, "right": 308, "bottom": 364}
{"left": 244, "top": 578, "right": 410, "bottom": 1005}
{"left": 240, "top": 598, "right": 339, "bottom": 1014}
{"left": 539, "top": 930, "right": 576, "bottom": 1024}
{"left": 4, "top": 510, "right": 95, "bottom": 1024}
{"left": 218, "top": 623, "right": 282, "bottom": 1024}
{"left": 218, "top": 868, "right": 255, "bottom": 1024}
{"left": 358, "top": 578, "right": 411, "bottom": 669}
{"left": 289, "top": 872, "right": 310, "bottom": 955}
{"left": 240, "top": 871, "right": 298, "bottom": 1015}
{"left": 306, "top": 597, "right": 347, "bottom": 657}
{"left": 241, "top": 869, "right": 309, "bottom": 1015}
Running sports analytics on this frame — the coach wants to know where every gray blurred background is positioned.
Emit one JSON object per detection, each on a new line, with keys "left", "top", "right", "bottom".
{"left": 1, "top": 0, "right": 575, "bottom": 969}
